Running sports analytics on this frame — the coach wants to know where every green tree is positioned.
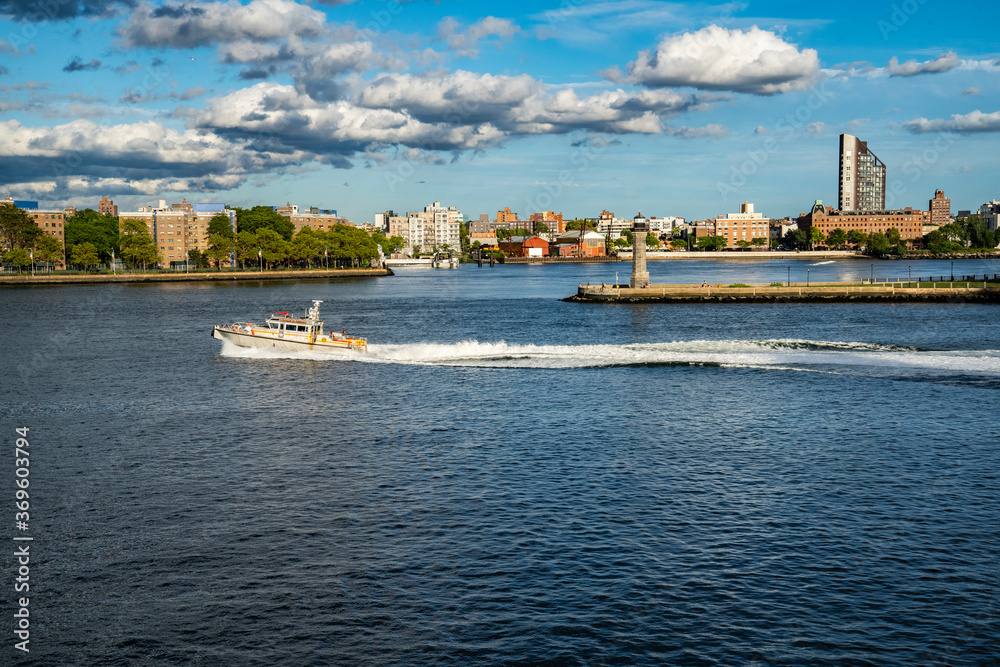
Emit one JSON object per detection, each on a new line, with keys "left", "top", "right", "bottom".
{"left": 207, "top": 233, "right": 235, "bottom": 270}
{"left": 534, "top": 221, "right": 549, "bottom": 234}
{"left": 119, "top": 218, "right": 161, "bottom": 271}
{"left": 187, "top": 248, "right": 209, "bottom": 269}
{"left": 256, "top": 228, "right": 287, "bottom": 269}
{"left": 0, "top": 203, "right": 40, "bottom": 251}
{"left": 565, "top": 219, "right": 595, "bottom": 231}
{"left": 697, "top": 235, "right": 728, "bottom": 250}
{"left": 71, "top": 242, "right": 100, "bottom": 271}
{"left": 208, "top": 212, "right": 234, "bottom": 239}
{"left": 809, "top": 226, "right": 825, "bottom": 249}
{"left": 236, "top": 230, "right": 259, "bottom": 268}
{"left": 784, "top": 228, "right": 808, "bottom": 249}
{"left": 33, "top": 233, "right": 63, "bottom": 268}
{"left": 848, "top": 229, "right": 867, "bottom": 248}
{"left": 670, "top": 239, "right": 687, "bottom": 250}
{"left": 866, "top": 232, "right": 891, "bottom": 257}
{"left": 827, "top": 228, "right": 847, "bottom": 249}
{"left": 288, "top": 228, "right": 323, "bottom": 268}
{"left": 234, "top": 206, "right": 294, "bottom": 240}
{"left": 751, "top": 237, "right": 768, "bottom": 249}
{"left": 3, "top": 247, "right": 31, "bottom": 273}
{"left": 645, "top": 231, "right": 659, "bottom": 248}
{"left": 65, "top": 208, "right": 119, "bottom": 259}
{"left": 886, "top": 227, "right": 901, "bottom": 246}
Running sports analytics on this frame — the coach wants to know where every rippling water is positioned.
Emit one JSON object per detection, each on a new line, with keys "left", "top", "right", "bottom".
{"left": 3, "top": 259, "right": 999, "bottom": 666}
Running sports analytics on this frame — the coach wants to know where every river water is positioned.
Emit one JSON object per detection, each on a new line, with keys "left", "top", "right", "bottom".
{"left": 2, "top": 258, "right": 998, "bottom": 665}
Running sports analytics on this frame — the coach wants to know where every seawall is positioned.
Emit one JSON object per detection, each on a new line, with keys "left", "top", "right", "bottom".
{"left": 566, "top": 281, "right": 1000, "bottom": 304}
{"left": 0, "top": 268, "right": 392, "bottom": 286}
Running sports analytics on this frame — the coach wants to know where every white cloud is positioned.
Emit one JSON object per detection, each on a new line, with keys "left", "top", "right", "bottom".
{"left": 962, "top": 87, "right": 981, "bottom": 96}
{"left": 354, "top": 71, "right": 706, "bottom": 135}
{"left": 623, "top": 25, "right": 820, "bottom": 95}
{"left": 0, "top": 118, "right": 303, "bottom": 197}
{"left": 117, "top": 0, "right": 327, "bottom": 49}
{"left": 904, "top": 110, "right": 1000, "bottom": 134}
{"left": 887, "top": 52, "right": 959, "bottom": 77}
{"left": 437, "top": 16, "right": 519, "bottom": 58}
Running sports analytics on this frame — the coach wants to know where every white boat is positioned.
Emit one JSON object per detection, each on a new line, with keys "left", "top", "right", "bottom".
{"left": 212, "top": 300, "right": 367, "bottom": 354}
{"left": 431, "top": 252, "right": 459, "bottom": 268}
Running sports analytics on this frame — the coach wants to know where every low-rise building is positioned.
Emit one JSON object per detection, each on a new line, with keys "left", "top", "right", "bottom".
{"left": 714, "top": 202, "right": 768, "bottom": 248}
{"left": 529, "top": 210, "right": 565, "bottom": 234}
{"left": 499, "top": 235, "right": 549, "bottom": 257}
{"left": 2, "top": 197, "right": 66, "bottom": 269}
{"left": 119, "top": 199, "right": 237, "bottom": 268}
{"left": 553, "top": 229, "right": 605, "bottom": 257}
{"left": 796, "top": 200, "right": 924, "bottom": 244}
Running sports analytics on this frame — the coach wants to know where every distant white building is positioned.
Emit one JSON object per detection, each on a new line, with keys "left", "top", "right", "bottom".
{"left": 648, "top": 216, "right": 684, "bottom": 234}
{"left": 979, "top": 200, "right": 1000, "bottom": 232}
{"left": 387, "top": 201, "right": 463, "bottom": 254}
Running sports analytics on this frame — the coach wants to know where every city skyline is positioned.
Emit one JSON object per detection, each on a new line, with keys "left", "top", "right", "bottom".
{"left": 1, "top": 0, "right": 999, "bottom": 223}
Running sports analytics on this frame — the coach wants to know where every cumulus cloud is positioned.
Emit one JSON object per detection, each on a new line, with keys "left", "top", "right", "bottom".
{"left": 887, "top": 51, "right": 959, "bottom": 77}
{"left": 0, "top": 0, "right": 134, "bottom": 21}
{"left": 355, "top": 71, "right": 707, "bottom": 136}
{"left": 63, "top": 58, "right": 102, "bottom": 72}
{"left": 904, "top": 110, "right": 1000, "bottom": 134}
{"left": 437, "top": 16, "right": 519, "bottom": 57}
{"left": 623, "top": 25, "right": 820, "bottom": 95}
{"left": 0, "top": 118, "right": 305, "bottom": 198}
{"left": 117, "top": 0, "right": 327, "bottom": 48}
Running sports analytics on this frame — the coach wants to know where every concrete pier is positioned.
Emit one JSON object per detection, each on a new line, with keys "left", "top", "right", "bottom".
{"left": 567, "top": 281, "right": 1000, "bottom": 304}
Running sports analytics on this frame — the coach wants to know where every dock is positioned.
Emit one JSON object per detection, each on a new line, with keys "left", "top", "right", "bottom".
{"left": 566, "top": 279, "right": 1000, "bottom": 303}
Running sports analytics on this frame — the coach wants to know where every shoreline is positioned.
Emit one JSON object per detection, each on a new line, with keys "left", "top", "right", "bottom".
{"left": 566, "top": 280, "right": 1000, "bottom": 304}
{"left": 0, "top": 268, "right": 392, "bottom": 286}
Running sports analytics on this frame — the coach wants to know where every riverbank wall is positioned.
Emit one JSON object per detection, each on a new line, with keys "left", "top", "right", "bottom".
{"left": 566, "top": 281, "right": 1000, "bottom": 304}
{"left": 0, "top": 268, "right": 392, "bottom": 286}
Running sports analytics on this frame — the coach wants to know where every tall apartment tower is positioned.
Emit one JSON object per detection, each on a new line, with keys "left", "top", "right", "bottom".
{"left": 838, "top": 134, "right": 885, "bottom": 212}
{"left": 928, "top": 189, "right": 951, "bottom": 226}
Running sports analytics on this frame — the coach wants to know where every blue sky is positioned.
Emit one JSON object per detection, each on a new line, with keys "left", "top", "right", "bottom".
{"left": 1, "top": 0, "right": 998, "bottom": 223}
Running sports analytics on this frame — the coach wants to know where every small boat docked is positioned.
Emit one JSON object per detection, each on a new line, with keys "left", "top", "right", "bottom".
{"left": 212, "top": 300, "right": 367, "bottom": 354}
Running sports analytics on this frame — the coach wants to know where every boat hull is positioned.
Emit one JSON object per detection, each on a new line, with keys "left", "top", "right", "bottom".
{"left": 212, "top": 327, "right": 365, "bottom": 354}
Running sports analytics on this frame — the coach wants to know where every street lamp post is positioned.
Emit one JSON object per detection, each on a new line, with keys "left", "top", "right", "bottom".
{"left": 870, "top": 263, "right": 874, "bottom": 284}
{"left": 951, "top": 261, "right": 954, "bottom": 280}
{"left": 787, "top": 266, "right": 790, "bottom": 286}
{"left": 908, "top": 265, "right": 911, "bottom": 282}
{"left": 807, "top": 268, "right": 810, "bottom": 286}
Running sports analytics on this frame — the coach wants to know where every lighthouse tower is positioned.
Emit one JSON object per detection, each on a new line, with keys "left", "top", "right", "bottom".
{"left": 630, "top": 212, "right": 650, "bottom": 288}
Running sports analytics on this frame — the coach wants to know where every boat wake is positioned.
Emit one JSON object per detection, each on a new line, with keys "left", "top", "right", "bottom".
{"left": 219, "top": 338, "right": 1000, "bottom": 379}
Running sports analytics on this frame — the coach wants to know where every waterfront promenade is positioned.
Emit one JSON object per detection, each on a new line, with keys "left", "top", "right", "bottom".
{"left": 0, "top": 268, "right": 391, "bottom": 286}
{"left": 569, "top": 278, "right": 1000, "bottom": 303}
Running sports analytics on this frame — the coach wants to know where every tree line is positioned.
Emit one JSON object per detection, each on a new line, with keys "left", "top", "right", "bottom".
{"left": 2, "top": 204, "right": 404, "bottom": 272}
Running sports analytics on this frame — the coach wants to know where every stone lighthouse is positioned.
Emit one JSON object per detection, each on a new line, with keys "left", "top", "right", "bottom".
{"left": 630, "top": 212, "right": 650, "bottom": 288}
